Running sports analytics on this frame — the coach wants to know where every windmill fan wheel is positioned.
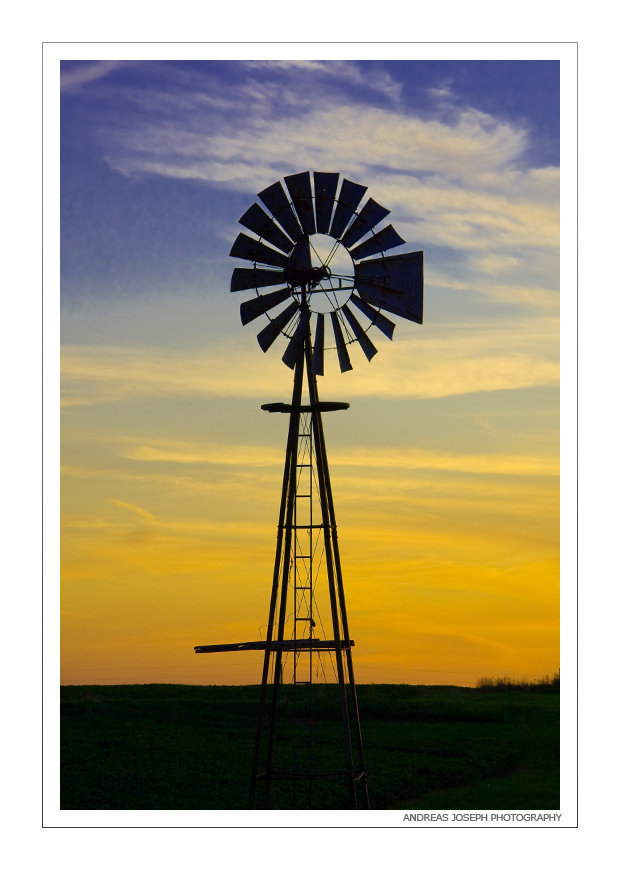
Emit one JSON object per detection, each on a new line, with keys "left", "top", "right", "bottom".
{"left": 229, "top": 170, "right": 423, "bottom": 374}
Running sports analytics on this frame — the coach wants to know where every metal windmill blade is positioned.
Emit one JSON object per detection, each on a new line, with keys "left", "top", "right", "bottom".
{"left": 285, "top": 171, "right": 316, "bottom": 236}
{"left": 329, "top": 178, "right": 367, "bottom": 239}
{"left": 282, "top": 308, "right": 311, "bottom": 369}
{"left": 349, "top": 225, "right": 406, "bottom": 261}
{"left": 349, "top": 293, "right": 396, "bottom": 339}
{"left": 256, "top": 300, "right": 299, "bottom": 352}
{"left": 330, "top": 311, "right": 353, "bottom": 373}
{"left": 311, "top": 312, "right": 326, "bottom": 376}
{"left": 238, "top": 203, "right": 295, "bottom": 254}
{"left": 340, "top": 199, "right": 391, "bottom": 249}
{"left": 240, "top": 287, "right": 293, "bottom": 325}
{"left": 341, "top": 304, "right": 378, "bottom": 361}
{"left": 258, "top": 180, "right": 304, "bottom": 242}
{"left": 230, "top": 232, "right": 289, "bottom": 269}
{"left": 231, "top": 267, "right": 287, "bottom": 293}
{"left": 314, "top": 172, "right": 339, "bottom": 234}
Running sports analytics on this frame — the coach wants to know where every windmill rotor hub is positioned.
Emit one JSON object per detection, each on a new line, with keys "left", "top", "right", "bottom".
{"left": 285, "top": 261, "right": 331, "bottom": 290}
{"left": 287, "top": 233, "right": 354, "bottom": 314}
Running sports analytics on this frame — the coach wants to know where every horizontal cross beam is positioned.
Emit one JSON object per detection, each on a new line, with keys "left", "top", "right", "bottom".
{"left": 194, "top": 639, "right": 355, "bottom": 654}
{"left": 261, "top": 401, "right": 349, "bottom": 413}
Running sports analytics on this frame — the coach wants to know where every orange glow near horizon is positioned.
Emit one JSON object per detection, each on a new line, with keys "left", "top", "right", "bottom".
{"left": 61, "top": 385, "right": 559, "bottom": 688}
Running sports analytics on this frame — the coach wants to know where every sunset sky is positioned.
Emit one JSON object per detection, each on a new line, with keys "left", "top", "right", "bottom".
{"left": 60, "top": 59, "right": 560, "bottom": 687}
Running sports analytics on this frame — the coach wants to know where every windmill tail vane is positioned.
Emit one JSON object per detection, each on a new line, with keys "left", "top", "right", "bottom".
{"left": 194, "top": 171, "right": 424, "bottom": 810}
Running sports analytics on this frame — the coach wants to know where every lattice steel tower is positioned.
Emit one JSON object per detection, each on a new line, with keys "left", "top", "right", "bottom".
{"left": 195, "top": 171, "right": 424, "bottom": 809}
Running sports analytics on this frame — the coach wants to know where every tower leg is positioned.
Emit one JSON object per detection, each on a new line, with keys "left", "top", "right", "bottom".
{"left": 305, "top": 340, "right": 369, "bottom": 810}
{"left": 249, "top": 353, "right": 303, "bottom": 808}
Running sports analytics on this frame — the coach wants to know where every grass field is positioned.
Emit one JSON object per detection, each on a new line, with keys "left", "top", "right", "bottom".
{"left": 60, "top": 683, "right": 559, "bottom": 810}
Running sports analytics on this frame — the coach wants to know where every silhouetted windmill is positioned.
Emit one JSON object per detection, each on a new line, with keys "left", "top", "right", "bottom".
{"left": 195, "top": 171, "right": 423, "bottom": 809}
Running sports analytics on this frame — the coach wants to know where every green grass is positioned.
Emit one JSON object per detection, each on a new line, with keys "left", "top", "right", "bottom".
{"left": 60, "top": 683, "right": 559, "bottom": 810}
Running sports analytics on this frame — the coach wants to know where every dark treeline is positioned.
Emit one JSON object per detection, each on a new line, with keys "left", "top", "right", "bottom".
{"left": 474, "top": 672, "right": 560, "bottom": 693}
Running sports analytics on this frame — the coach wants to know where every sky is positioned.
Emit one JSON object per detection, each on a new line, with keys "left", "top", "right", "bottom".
{"left": 60, "top": 59, "right": 559, "bottom": 687}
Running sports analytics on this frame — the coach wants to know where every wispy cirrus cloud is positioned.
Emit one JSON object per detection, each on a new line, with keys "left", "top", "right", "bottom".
{"left": 119, "top": 438, "right": 558, "bottom": 478}
{"left": 83, "top": 64, "right": 555, "bottom": 192}
{"left": 105, "top": 101, "right": 549, "bottom": 210}
{"left": 108, "top": 499, "right": 157, "bottom": 521}
{"left": 60, "top": 312, "right": 558, "bottom": 407}
{"left": 242, "top": 60, "right": 403, "bottom": 102}
{"left": 60, "top": 60, "right": 128, "bottom": 91}
{"left": 106, "top": 105, "right": 558, "bottom": 262}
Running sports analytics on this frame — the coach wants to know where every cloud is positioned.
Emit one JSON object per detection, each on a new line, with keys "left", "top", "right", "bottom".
{"left": 108, "top": 499, "right": 158, "bottom": 521}
{"left": 468, "top": 254, "right": 519, "bottom": 275}
{"left": 121, "top": 442, "right": 282, "bottom": 467}
{"left": 60, "top": 60, "right": 127, "bottom": 91}
{"left": 61, "top": 510, "right": 274, "bottom": 541}
{"left": 60, "top": 343, "right": 557, "bottom": 403}
{"left": 434, "top": 276, "right": 558, "bottom": 313}
{"left": 89, "top": 62, "right": 558, "bottom": 264}
{"left": 118, "top": 438, "right": 558, "bottom": 477}
{"left": 60, "top": 312, "right": 558, "bottom": 406}
{"left": 104, "top": 98, "right": 529, "bottom": 188}
{"left": 335, "top": 448, "right": 558, "bottom": 477}
{"left": 243, "top": 60, "right": 402, "bottom": 102}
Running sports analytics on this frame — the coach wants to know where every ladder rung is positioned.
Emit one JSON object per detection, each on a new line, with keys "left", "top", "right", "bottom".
{"left": 285, "top": 524, "right": 323, "bottom": 529}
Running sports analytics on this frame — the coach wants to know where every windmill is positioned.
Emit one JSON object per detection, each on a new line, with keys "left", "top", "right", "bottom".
{"left": 195, "top": 171, "right": 423, "bottom": 810}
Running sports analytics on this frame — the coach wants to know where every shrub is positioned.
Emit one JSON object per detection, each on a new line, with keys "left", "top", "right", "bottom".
{"left": 475, "top": 672, "right": 560, "bottom": 693}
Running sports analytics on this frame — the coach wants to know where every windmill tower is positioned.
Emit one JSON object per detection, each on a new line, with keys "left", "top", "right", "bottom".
{"left": 195, "top": 171, "right": 423, "bottom": 810}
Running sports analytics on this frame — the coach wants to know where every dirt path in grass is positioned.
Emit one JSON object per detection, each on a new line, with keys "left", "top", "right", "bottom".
{"left": 387, "top": 768, "right": 559, "bottom": 811}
